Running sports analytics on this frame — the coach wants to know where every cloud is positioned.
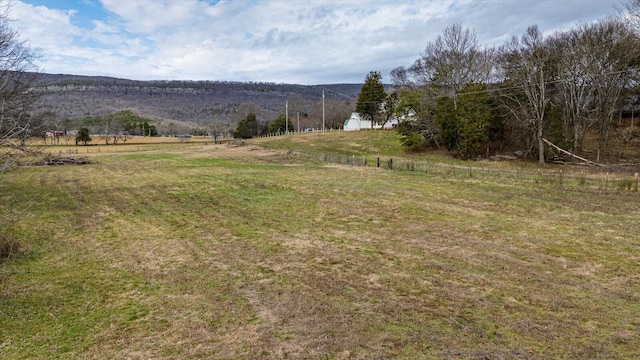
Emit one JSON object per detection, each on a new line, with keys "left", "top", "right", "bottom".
{"left": 12, "top": 2, "right": 81, "bottom": 50}
{"left": 11, "top": 0, "right": 618, "bottom": 84}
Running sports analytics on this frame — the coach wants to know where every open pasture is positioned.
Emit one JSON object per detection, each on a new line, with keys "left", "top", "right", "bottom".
{"left": 1, "top": 138, "right": 639, "bottom": 359}
{"left": 34, "top": 135, "right": 217, "bottom": 155}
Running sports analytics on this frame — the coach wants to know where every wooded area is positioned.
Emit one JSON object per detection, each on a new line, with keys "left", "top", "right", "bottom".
{"left": 33, "top": 74, "right": 358, "bottom": 137}
{"left": 388, "top": 10, "right": 640, "bottom": 163}
{"left": 4, "top": 1, "right": 640, "bottom": 167}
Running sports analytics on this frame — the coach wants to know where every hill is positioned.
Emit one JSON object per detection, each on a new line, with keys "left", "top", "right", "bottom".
{"left": 34, "top": 73, "right": 366, "bottom": 133}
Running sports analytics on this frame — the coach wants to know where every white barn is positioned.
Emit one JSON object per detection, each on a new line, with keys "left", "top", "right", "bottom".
{"left": 343, "top": 113, "right": 371, "bottom": 131}
{"left": 343, "top": 112, "right": 399, "bottom": 131}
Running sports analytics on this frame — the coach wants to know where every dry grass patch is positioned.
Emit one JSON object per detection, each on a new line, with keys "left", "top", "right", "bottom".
{"left": 1, "top": 142, "right": 639, "bottom": 359}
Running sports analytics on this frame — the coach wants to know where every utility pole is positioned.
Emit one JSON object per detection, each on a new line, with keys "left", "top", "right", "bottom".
{"left": 297, "top": 112, "right": 300, "bottom": 133}
{"left": 322, "top": 90, "right": 325, "bottom": 134}
{"left": 285, "top": 100, "right": 288, "bottom": 134}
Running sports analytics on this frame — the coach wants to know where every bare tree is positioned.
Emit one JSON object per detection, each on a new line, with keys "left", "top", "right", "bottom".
{"left": 210, "top": 114, "right": 230, "bottom": 143}
{"left": 232, "top": 103, "right": 259, "bottom": 127}
{"left": 622, "top": 0, "right": 640, "bottom": 32}
{"left": 551, "top": 27, "right": 597, "bottom": 153}
{"left": 309, "top": 98, "right": 353, "bottom": 130}
{"left": 0, "top": 0, "right": 41, "bottom": 262}
{"left": 0, "top": 0, "right": 41, "bottom": 177}
{"left": 327, "top": 99, "right": 353, "bottom": 129}
{"left": 587, "top": 18, "right": 640, "bottom": 156}
{"left": 553, "top": 18, "right": 640, "bottom": 155}
{"left": 408, "top": 24, "right": 497, "bottom": 106}
{"left": 499, "top": 26, "right": 555, "bottom": 165}
{"left": 390, "top": 66, "right": 410, "bottom": 88}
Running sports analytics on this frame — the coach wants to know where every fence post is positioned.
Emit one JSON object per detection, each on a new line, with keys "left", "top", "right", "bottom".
{"left": 559, "top": 169, "right": 563, "bottom": 188}
{"left": 389, "top": 158, "right": 393, "bottom": 170}
{"left": 377, "top": 157, "right": 380, "bottom": 168}
{"left": 363, "top": 156, "right": 366, "bottom": 167}
{"left": 605, "top": 172, "right": 609, "bottom": 191}
{"left": 635, "top": 173, "right": 639, "bottom": 192}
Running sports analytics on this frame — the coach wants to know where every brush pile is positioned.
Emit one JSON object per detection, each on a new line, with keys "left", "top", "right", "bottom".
{"left": 27, "top": 156, "right": 93, "bottom": 166}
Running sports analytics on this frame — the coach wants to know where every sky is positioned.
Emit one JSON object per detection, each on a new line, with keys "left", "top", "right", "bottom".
{"left": 9, "top": 0, "right": 623, "bottom": 85}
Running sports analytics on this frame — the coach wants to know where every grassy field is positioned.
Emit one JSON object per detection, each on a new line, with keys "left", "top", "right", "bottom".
{"left": 1, "top": 133, "right": 639, "bottom": 359}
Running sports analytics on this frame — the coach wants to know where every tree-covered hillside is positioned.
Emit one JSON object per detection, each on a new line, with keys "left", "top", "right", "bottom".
{"left": 34, "top": 73, "right": 363, "bottom": 134}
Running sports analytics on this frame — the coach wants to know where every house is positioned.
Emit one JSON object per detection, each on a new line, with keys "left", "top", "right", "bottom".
{"left": 43, "top": 130, "right": 67, "bottom": 137}
{"left": 397, "top": 108, "right": 417, "bottom": 124}
{"left": 382, "top": 118, "right": 398, "bottom": 129}
{"left": 343, "top": 112, "right": 404, "bottom": 131}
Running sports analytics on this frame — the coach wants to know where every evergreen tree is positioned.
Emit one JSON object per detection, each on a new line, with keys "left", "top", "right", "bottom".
{"left": 434, "top": 83, "right": 501, "bottom": 158}
{"left": 75, "top": 127, "right": 91, "bottom": 145}
{"left": 456, "top": 83, "right": 492, "bottom": 158}
{"left": 268, "top": 114, "right": 293, "bottom": 134}
{"left": 435, "top": 96, "right": 459, "bottom": 152}
{"left": 234, "top": 112, "right": 258, "bottom": 139}
{"left": 355, "top": 71, "right": 386, "bottom": 128}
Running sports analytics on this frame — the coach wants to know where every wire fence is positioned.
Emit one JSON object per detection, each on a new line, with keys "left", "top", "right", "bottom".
{"left": 259, "top": 128, "right": 343, "bottom": 138}
{"left": 42, "top": 140, "right": 230, "bottom": 156}
{"left": 288, "top": 150, "right": 640, "bottom": 193}
{"left": 35, "top": 141, "right": 640, "bottom": 193}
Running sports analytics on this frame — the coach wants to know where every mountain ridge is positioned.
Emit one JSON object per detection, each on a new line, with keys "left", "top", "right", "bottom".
{"left": 34, "top": 73, "right": 367, "bottom": 133}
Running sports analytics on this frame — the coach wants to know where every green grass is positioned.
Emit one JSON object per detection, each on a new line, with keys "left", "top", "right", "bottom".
{"left": 258, "top": 130, "right": 408, "bottom": 157}
{"left": 1, "top": 138, "right": 639, "bottom": 359}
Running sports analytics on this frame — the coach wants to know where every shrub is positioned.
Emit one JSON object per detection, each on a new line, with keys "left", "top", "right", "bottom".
{"left": 401, "top": 133, "right": 428, "bottom": 152}
{"left": 0, "top": 228, "right": 20, "bottom": 261}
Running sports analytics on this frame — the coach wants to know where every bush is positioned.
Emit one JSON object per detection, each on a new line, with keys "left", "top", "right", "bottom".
{"left": 75, "top": 127, "right": 92, "bottom": 145}
{"left": 398, "top": 121, "right": 433, "bottom": 152}
{"left": 234, "top": 112, "right": 259, "bottom": 139}
{"left": 401, "top": 132, "right": 428, "bottom": 152}
{"left": 0, "top": 228, "right": 20, "bottom": 261}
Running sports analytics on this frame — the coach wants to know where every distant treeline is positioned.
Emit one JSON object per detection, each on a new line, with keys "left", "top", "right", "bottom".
{"left": 33, "top": 73, "right": 363, "bottom": 133}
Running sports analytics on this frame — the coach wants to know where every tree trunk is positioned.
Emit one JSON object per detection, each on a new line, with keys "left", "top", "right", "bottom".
{"left": 538, "top": 122, "right": 545, "bottom": 165}
{"left": 573, "top": 122, "right": 580, "bottom": 154}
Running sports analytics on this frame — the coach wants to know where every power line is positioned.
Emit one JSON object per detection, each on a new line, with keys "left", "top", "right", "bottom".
{"left": 399, "top": 68, "right": 637, "bottom": 98}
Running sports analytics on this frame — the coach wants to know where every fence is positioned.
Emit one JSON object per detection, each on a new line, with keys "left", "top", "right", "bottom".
{"left": 45, "top": 140, "right": 229, "bottom": 156}
{"left": 42, "top": 142, "right": 640, "bottom": 193}
{"left": 288, "top": 150, "right": 640, "bottom": 193}
{"left": 259, "top": 128, "right": 343, "bottom": 138}
{"left": 289, "top": 150, "right": 367, "bottom": 166}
